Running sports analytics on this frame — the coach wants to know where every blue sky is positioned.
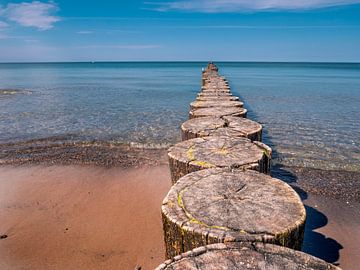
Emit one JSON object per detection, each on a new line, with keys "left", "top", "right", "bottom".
{"left": 0, "top": 0, "right": 359, "bottom": 62}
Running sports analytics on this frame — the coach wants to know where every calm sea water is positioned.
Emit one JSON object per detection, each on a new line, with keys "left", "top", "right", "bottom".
{"left": 0, "top": 62, "right": 359, "bottom": 171}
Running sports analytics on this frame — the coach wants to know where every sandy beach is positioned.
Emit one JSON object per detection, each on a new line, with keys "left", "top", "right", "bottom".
{"left": 303, "top": 194, "right": 360, "bottom": 270}
{"left": 0, "top": 162, "right": 359, "bottom": 270}
{"left": 0, "top": 165, "right": 171, "bottom": 270}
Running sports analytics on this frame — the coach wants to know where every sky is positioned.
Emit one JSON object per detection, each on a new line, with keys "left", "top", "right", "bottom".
{"left": 0, "top": 0, "right": 359, "bottom": 62}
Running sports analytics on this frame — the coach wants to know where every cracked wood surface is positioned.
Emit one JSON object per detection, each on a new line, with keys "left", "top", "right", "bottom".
{"left": 189, "top": 107, "right": 247, "bottom": 119}
{"left": 197, "top": 92, "right": 233, "bottom": 97}
{"left": 155, "top": 242, "right": 340, "bottom": 270}
{"left": 201, "top": 88, "right": 231, "bottom": 93}
{"left": 161, "top": 169, "right": 306, "bottom": 259}
{"left": 196, "top": 96, "right": 239, "bottom": 102}
{"left": 168, "top": 136, "right": 271, "bottom": 183}
{"left": 181, "top": 116, "right": 262, "bottom": 141}
{"left": 189, "top": 100, "right": 244, "bottom": 110}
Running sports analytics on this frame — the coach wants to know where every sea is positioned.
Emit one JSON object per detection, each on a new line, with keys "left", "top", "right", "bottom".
{"left": 0, "top": 62, "right": 359, "bottom": 171}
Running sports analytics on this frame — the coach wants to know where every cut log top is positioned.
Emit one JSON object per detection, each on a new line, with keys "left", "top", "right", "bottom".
{"left": 163, "top": 168, "right": 305, "bottom": 238}
{"left": 189, "top": 106, "right": 247, "bottom": 119}
{"left": 162, "top": 168, "right": 305, "bottom": 258}
{"left": 196, "top": 96, "right": 239, "bottom": 101}
{"left": 201, "top": 88, "right": 231, "bottom": 93}
{"left": 199, "top": 91, "right": 232, "bottom": 96}
{"left": 203, "top": 83, "right": 228, "bottom": 87}
{"left": 201, "top": 90, "right": 232, "bottom": 95}
{"left": 204, "top": 83, "right": 228, "bottom": 87}
{"left": 155, "top": 242, "right": 340, "bottom": 270}
{"left": 168, "top": 136, "right": 270, "bottom": 170}
{"left": 181, "top": 116, "right": 262, "bottom": 141}
{"left": 204, "top": 78, "right": 227, "bottom": 82}
{"left": 190, "top": 100, "right": 243, "bottom": 110}
{"left": 198, "top": 92, "right": 233, "bottom": 97}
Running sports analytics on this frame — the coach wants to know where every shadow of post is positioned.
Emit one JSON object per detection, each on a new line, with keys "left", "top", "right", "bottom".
{"left": 230, "top": 86, "right": 343, "bottom": 265}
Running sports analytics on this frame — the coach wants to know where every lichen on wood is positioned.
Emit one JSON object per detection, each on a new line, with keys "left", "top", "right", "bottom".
{"left": 168, "top": 136, "right": 271, "bottom": 183}
{"left": 189, "top": 107, "right": 247, "bottom": 119}
{"left": 181, "top": 116, "right": 262, "bottom": 141}
{"left": 156, "top": 242, "right": 340, "bottom": 269}
{"left": 161, "top": 168, "right": 306, "bottom": 259}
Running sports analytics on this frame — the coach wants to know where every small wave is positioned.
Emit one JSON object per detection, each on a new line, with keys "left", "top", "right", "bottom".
{"left": 0, "top": 89, "right": 32, "bottom": 96}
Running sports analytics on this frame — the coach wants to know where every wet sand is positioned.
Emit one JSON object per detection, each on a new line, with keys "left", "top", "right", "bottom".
{"left": 303, "top": 194, "right": 360, "bottom": 270}
{"left": 1, "top": 165, "right": 359, "bottom": 270}
{"left": 0, "top": 165, "right": 171, "bottom": 270}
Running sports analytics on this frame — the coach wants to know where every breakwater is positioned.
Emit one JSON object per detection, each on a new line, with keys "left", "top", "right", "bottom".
{"left": 154, "top": 63, "right": 341, "bottom": 269}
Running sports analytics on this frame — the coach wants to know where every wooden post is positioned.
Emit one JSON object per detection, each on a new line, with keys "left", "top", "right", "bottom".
{"left": 189, "top": 107, "right": 247, "bottom": 119}
{"left": 196, "top": 96, "right": 239, "bottom": 101}
{"left": 201, "top": 89, "right": 231, "bottom": 94}
{"left": 198, "top": 92, "right": 233, "bottom": 97}
{"left": 156, "top": 242, "right": 340, "bottom": 269}
{"left": 161, "top": 168, "right": 306, "bottom": 258}
{"left": 181, "top": 116, "right": 262, "bottom": 142}
{"left": 168, "top": 136, "right": 271, "bottom": 183}
{"left": 190, "top": 100, "right": 243, "bottom": 110}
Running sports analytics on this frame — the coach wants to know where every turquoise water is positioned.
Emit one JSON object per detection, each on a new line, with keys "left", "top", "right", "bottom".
{"left": 0, "top": 62, "right": 359, "bottom": 171}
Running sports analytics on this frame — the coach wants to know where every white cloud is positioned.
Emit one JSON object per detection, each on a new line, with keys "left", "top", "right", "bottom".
{"left": 3, "top": 1, "right": 60, "bottom": 30}
{"left": 147, "top": 0, "right": 360, "bottom": 12}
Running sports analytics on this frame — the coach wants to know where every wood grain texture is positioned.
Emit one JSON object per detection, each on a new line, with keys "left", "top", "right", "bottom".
{"left": 189, "top": 101, "right": 243, "bottom": 110}
{"left": 168, "top": 136, "right": 271, "bottom": 183}
{"left": 181, "top": 116, "right": 262, "bottom": 141}
{"left": 189, "top": 107, "right": 247, "bottom": 119}
{"left": 196, "top": 96, "right": 239, "bottom": 102}
{"left": 198, "top": 92, "right": 233, "bottom": 97}
{"left": 156, "top": 242, "right": 340, "bottom": 270}
{"left": 162, "top": 168, "right": 306, "bottom": 259}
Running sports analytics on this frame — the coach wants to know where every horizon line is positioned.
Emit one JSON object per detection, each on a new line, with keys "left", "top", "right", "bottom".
{"left": 0, "top": 61, "right": 360, "bottom": 64}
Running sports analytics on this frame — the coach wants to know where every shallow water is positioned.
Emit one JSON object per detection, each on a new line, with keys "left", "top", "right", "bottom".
{"left": 221, "top": 63, "right": 360, "bottom": 171}
{"left": 0, "top": 62, "right": 359, "bottom": 171}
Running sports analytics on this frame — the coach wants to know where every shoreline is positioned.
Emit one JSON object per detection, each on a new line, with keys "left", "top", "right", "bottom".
{"left": 1, "top": 140, "right": 359, "bottom": 202}
{"left": 0, "top": 139, "right": 169, "bottom": 168}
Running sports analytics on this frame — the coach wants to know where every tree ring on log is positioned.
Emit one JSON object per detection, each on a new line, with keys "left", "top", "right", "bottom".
{"left": 196, "top": 96, "right": 239, "bottom": 101}
{"left": 198, "top": 92, "right": 233, "bottom": 97}
{"left": 201, "top": 87, "right": 231, "bottom": 93}
{"left": 156, "top": 242, "right": 340, "bottom": 269}
{"left": 161, "top": 168, "right": 306, "bottom": 259}
{"left": 168, "top": 136, "right": 271, "bottom": 183}
{"left": 181, "top": 116, "right": 262, "bottom": 141}
{"left": 200, "top": 90, "right": 231, "bottom": 95}
{"left": 190, "top": 100, "right": 243, "bottom": 110}
{"left": 189, "top": 107, "right": 247, "bottom": 119}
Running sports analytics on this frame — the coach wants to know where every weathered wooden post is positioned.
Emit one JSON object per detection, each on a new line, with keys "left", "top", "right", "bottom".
{"left": 196, "top": 95, "right": 240, "bottom": 101}
{"left": 198, "top": 92, "right": 233, "bottom": 97}
{"left": 168, "top": 136, "right": 271, "bottom": 183}
{"left": 162, "top": 168, "right": 306, "bottom": 258}
{"left": 189, "top": 107, "right": 247, "bottom": 119}
{"left": 190, "top": 100, "right": 243, "bottom": 110}
{"left": 181, "top": 116, "right": 262, "bottom": 142}
{"left": 155, "top": 242, "right": 341, "bottom": 270}
{"left": 201, "top": 89, "right": 232, "bottom": 94}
